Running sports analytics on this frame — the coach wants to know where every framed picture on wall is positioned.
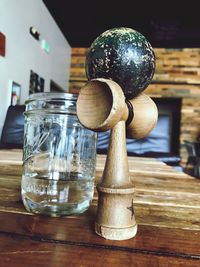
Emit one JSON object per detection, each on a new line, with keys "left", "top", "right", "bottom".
{"left": 10, "top": 80, "right": 21, "bottom": 106}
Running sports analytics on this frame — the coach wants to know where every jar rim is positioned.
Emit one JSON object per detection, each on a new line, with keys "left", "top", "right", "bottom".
{"left": 25, "top": 92, "right": 78, "bottom": 104}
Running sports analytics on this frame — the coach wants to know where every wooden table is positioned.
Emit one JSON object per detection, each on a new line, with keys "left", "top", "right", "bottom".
{"left": 0, "top": 149, "right": 200, "bottom": 266}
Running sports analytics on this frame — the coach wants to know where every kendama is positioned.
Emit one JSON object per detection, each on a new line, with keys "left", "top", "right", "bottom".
{"left": 77, "top": 27, "right": 158, "bottom": 240}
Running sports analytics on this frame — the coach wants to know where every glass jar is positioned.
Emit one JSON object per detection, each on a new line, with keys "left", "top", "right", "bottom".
{"left": 21, "top": 92, "right": 97, "bottom": 216}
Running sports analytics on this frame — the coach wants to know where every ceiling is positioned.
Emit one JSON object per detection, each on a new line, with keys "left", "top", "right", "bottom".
{"left": 43, "top": 0, "right": 200, "bottom": 48}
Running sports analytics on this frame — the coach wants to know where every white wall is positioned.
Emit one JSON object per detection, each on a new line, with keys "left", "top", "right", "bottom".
{"left": 0, "top": 0, "right": 71, "bottom": 135}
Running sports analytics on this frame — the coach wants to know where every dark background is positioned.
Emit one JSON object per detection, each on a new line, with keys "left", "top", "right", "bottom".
{"left": 43, "top": 0, "right": 200, "bottom": 48}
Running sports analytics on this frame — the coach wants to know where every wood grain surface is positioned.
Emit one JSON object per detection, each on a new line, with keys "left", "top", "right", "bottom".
{"left": 0, "top": 149, "right": 200, "bottom": 266}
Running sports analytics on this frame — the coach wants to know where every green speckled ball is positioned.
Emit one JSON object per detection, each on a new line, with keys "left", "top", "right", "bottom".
{"left": 85, "top": 27, "right": 156, "bottom": 99}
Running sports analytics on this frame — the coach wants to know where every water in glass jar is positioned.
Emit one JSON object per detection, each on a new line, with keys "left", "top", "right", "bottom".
{"left": 21, "top": 171, "right": 94, "bottom": 216}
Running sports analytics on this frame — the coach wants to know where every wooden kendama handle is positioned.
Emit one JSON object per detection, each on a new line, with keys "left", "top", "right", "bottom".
{"left": 95, "top": 120, "right": 137, "bottom": 240}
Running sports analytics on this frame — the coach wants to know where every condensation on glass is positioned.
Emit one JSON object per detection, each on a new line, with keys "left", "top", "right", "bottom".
{"left": 21, "top": 92, "right": 97, "bottom": 216}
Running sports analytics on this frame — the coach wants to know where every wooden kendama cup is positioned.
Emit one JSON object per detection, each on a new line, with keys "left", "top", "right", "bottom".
{"left": 77, "top": 27, "right": 157, "bottom": 240}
